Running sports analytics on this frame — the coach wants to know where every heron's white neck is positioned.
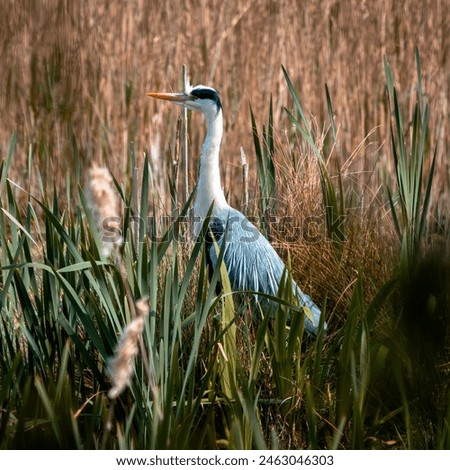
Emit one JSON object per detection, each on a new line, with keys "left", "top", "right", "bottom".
{"left": 194, "top": 109, "right": 228, "bottom": 222}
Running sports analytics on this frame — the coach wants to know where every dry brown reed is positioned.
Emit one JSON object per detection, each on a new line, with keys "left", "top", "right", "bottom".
{"left": 269, "top": 129, "right": 397, "bottom": 325}
{"left": 0, "top": 0, "right": 448, "bottom": 215}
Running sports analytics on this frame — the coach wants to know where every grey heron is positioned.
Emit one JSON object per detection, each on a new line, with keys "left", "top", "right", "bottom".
{"left": 147, "top": 84, "right": 325, "bottom": 335}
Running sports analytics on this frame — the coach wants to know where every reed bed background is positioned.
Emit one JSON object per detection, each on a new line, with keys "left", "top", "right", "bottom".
{"left": 0, "top": 0, "right": 449, "bottom": 450}
{"left": 1, "top": 0, "right": 448, "bottom": 212}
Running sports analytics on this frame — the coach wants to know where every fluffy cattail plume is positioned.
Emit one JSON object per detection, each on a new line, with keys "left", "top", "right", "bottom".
{"left": 108, "top": 298, "right": 149, "bottom": 399}
{"left": 85, "top": 164, "right": 122, "bottom": 257}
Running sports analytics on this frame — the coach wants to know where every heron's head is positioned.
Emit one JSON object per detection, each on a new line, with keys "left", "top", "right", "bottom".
{"left": 147, "top": 84, "right": 222, "bottom": 118}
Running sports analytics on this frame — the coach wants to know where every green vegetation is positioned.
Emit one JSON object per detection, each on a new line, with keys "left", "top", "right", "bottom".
{"left": 0, "top": 50, "right": 448, "bottom": 449}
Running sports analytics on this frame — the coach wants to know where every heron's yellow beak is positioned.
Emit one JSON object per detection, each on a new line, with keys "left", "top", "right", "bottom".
{"left": 146, "top": 92, "right": 190, "bottom": 103}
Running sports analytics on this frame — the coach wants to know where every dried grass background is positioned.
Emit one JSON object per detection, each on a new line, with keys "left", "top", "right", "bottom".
{"left": 1, "top": 0, "right": 448, "bottom": 215}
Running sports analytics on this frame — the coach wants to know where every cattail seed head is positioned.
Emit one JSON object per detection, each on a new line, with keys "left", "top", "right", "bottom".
{"left": 108, "top": 298, "right": 149, "bottom": 399}
{"left": 85, "top": 164, "right": 122, "bottom": 257}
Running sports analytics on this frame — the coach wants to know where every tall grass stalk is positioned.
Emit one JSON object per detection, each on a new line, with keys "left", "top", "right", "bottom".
{"left": 250, "top": 101, "right": 276, "bottom": 237}
{"left": 282, "top": 66, "right": 346, "bottom": 252}
{"left": 384, "top": 50, "right": 437, "bottom": 271}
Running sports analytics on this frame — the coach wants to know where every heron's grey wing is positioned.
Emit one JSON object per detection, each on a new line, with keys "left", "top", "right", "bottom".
{"left": 221, "top": 211, "right": 283, "bottom": 295}
{"left": 209, "top": 208, "right": 323, "bottom": 335}
{"left": 205, "top": 209, "right": 281, "bottom": 294}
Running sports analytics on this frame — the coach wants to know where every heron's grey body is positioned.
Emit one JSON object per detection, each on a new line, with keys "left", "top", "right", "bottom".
{"left": 147, "top": 83, "right": 325, "bottom": 335}
{"left": 205, "top": 206, "right": 322, "bottom": 334}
